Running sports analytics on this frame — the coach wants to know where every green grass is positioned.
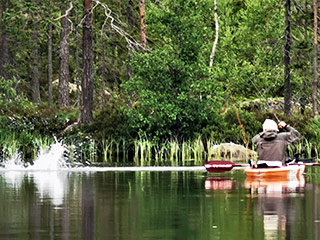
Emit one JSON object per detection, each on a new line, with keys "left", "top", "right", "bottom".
{"left": 1, "top": 134, "right": 320, "bottom": 167}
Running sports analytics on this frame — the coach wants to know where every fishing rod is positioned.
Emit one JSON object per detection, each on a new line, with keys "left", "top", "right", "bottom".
{"left": 248, "top": 78, "right": 281, "bottom": 123}
{"left": 230, "top": 92, "right": 250, "bottom": 152}
{"left": 204, "top": 79, "right": 293, "bottom": 173}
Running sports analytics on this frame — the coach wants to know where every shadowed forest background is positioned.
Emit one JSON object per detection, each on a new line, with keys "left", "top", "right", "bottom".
{"left": 0, "top": 0, "right": 320, "bottom": 165}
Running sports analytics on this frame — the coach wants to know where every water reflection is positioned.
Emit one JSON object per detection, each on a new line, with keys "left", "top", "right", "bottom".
{"left": 205, "top": 174, "right": 308, "bottom": 240}
{"left": 0, "top": 167, "right": 319, "bottom": 240}
{"left": 245, "top": 175, "right": 305, "bottom": 197}
{"left": 246, "top": 176, "right": 305, "bottom": 240}
{"left": 204, "top": 176, "right": 235, "bottom": 190}
{"left": 31, "top": 171, "right": 68, "bottom": 206}
{"left": 1, "top": 171, "right": 68, "bottom": 206}
{"left": 2, "top": 171, "right": 25, "bottom": 188}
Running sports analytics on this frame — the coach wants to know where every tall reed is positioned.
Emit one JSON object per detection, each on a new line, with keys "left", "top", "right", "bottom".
{"left": 289, "top": 139, "right": 320, "bottom": 161}
{"left": 154, "top": 143, "right": 166, "bottom": 165}
{"left": 5, "top": 133, "right": 319, "bottom": 166}
{"left": 33, "top": 136, "right": 55, "bottom": 159}
{"left": 89, "top": 138, "right": 97, "bottom": 162}
{"left": 102, "top": 139, "right": 113, "bottom": 162}
{"left": 134, "top": 138, "right": 153, "bottom": 166}
{"left": 169, "top": 139, "right": 180, "bottom": 166}
{"left": 2, "top": 138, "right": 20, "bottom": 161}
{"left": 192, "top": 137, "right": 206, "bottom": 165}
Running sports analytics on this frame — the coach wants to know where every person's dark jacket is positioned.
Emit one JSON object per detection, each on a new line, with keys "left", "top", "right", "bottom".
{"left": 252, "top": 125, "right": 300, "bottom": 165}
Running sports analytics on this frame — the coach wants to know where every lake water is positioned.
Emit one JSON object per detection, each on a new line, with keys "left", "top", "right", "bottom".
{"left": 0, "top": 167, "right": 319, "bottom": 240}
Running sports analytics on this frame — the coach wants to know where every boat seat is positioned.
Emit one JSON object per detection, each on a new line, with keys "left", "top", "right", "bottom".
{"left": 257, "top": 163, "right": 280, "bottom": 168}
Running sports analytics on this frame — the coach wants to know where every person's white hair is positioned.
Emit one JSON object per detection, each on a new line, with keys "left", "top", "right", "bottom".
{"left": 262, "top": 119, "right": 279, "bottom": 132}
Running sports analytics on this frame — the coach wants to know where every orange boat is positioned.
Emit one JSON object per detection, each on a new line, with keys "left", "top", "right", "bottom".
{"left": 244, "top": 164, "right": 306, "bottom": 178}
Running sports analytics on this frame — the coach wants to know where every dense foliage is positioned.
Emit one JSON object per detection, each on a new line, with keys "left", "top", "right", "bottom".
{"left": 123, "top": 0, "right": 224, "bottom": 140}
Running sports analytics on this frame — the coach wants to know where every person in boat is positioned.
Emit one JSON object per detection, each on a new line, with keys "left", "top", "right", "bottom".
{"left": 252, "top": 119, "right": 300, "bottom": 167}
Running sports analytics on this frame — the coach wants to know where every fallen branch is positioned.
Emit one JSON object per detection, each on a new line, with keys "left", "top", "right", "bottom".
{"left": 53, "top": 2, "right": 74, "bottom": 30}
{"left": 91, "top": 0, "right": 146, "bottom": 52}
{"left": 60, "top": 119, "right": 80, "bottom": 137}
{"left": 54, "top": 2, "right": 73, "bottom": 21}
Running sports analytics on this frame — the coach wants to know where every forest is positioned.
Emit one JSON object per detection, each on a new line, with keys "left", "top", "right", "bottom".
{"left": 0, "top": 0, "right": 320, "bottom": 165}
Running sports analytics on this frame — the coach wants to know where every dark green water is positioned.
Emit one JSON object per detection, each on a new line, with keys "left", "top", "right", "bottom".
{"left": 0, "top": 168, "right": 319, "bottom": 240}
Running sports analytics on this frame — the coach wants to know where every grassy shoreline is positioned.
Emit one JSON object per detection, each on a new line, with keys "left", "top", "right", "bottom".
{"left": 0, "top": 133, "right": 319, "bottom": 167}
{"left": 1, "top": 105, "right": 320, "bottom": 166}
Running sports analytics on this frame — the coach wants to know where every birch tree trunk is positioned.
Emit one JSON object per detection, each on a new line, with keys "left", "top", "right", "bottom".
{"left": 284, "top": 0, "right": 291, "bottom": 117}
{"left": 139, "top": 0, "right": 147, "bottom": 53}
{"left": 209, "top": 0, "right": 219, "bottom": 67}
{"left": 59, "top": 3, "right": 71, "bottom": 108}
{"left": 48, "top": 21, "right": 53, "bottom": 107}
{"left": 312, "top": 0, "right": 319, "bottom": 118}
{"left": 80, "top": 0, "right": 94, "bottom": 124}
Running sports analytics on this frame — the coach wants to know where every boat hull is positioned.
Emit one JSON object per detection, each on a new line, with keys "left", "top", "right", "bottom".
{"left": 244, "top": 164, "right": 306, "bottom": 178}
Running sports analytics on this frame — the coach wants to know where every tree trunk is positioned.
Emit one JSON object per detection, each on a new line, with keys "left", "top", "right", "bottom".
{"left": 118, "top": 0, "right": 122, "bottom": 13}
{"left": 75, "top": 8, "right": 82, "bottom": 107}
{"left": 301, "top": 0, "right": 309, "bottom": 115}
{"left": 0, "top": 32, "right": 10, "bottom": 80}
{"left": 31, "top": 27, "right": 41, "bottom": 105}
{"left": 0, "top": 2, "right": 11, "bottom": 79}
{"left": 99, "top": 67, "right": 105, "bottom": 109}
{"left": 127, "top": 0, "right": 134, "bottom": 31}
{"left": 48, "top": 21, "right": 53, "bottom": 108}
{"left": 59, "top": 3, "right": 71, "bottom": 108}
{"left": 301, "top": 70, "right": 307, "bottom": 115}
{"left": 80, "top": 0, "right": 94, "bottom": 124}
{"left": 209, "top": 0, "right": 219, "bottom": 67}
{"left": 99, "top": 43, "right": 106, "bottom": 109}
{"left": 312, "top": 0, "right": 319, "bottom": 118}
{"left": 127, "top": 0, "right": 134, "bottom": 81}
{"left": 284, "top": 0, "right": 291, "bottom": 117}
{"left": 139, "top": 0, "right": 147, "bottom": 53}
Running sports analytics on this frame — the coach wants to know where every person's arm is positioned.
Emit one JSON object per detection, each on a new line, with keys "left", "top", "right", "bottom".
{"left": 278, "top": 121, "right": 300, "bottom": 143}
{"left": 286, "top": 125, "right": 300, "bottom": 143}
{"left": 252, "top": 133, "right": 260, "bottom": 145}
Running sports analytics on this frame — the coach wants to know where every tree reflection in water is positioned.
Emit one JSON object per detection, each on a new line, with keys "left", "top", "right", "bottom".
{"left": 0, "top": 168, "right": 318, "bottom": 240}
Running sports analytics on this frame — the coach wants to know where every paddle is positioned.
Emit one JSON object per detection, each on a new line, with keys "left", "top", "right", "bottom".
{"left": 204, "top": 160, "right": 249, "bottom": 173}
{"left": 286, "top": 154, "right": 320, "bottom": 166}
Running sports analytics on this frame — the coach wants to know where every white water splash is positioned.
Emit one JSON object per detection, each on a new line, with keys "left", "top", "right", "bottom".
{"left": 0, "top": 141, "right": 69, "bottom": 205}
{"left": 1, "top": 140, "right": 206, "bottom": 172}
{"left": 1, "top": 140, "right": 69, "bottom": 171}
{"left": 0, "top": 140, "right": 205, "bottom": 206}
{"left": 30, "top": 141, "right": 69, "bottom": 171}
{"left": 2, "top": 153, "right": 28, "bottom": 170}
